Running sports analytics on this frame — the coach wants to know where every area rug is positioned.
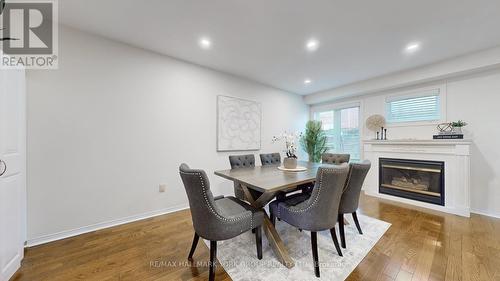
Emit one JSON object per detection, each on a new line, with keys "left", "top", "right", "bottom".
{"left": 204, "top": 214, "right": 390, "bottom": 281}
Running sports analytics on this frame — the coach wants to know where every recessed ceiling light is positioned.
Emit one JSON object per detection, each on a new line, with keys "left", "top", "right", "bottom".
{"left": 306, "top": 39, "right": 319, "bottom": 52}
{"left": 405, "top": 42, "right": 421, "bottom": 53}
{"left": 304, "top": 79, "right": 312, "bottom": 85}
{"left": 199, "top": 37, "right": 212, "bottom": 49}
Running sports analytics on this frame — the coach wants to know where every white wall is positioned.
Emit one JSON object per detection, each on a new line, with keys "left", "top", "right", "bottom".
{"left": 310, "top": 68, "right": 500, "bottom": 218}
{"left": 26, "top": 26, "right": 308, "bottom": 243}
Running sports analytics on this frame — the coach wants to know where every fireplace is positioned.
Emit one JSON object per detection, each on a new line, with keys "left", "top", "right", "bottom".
{"left": 379, "top": 158, "right": 445, "bottom": 206}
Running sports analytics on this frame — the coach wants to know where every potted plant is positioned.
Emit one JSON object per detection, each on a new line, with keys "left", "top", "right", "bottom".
{"left": 451, "top": 120, "right": 467, "bottom": 134}
{"left": 300, "top": 120, "right": 328, "bottom": 163}
{"left": 272, "top": 132, "right": 301, "bottom": 169}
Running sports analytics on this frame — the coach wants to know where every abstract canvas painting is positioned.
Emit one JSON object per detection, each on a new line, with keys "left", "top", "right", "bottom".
{"left": 217, "top": 95, "right": 261, "bottom": 151}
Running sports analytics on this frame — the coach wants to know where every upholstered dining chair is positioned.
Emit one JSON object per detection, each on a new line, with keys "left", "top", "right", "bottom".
{"left": 269, "top": 165, "right": 350, "bottom": 277}
{"left": 338, "top": 160, "right": 371, "bottom": 249}
{"left": 228, "top": 154, "right": 257, "bottom": 200}
{"left": 322, "top": 153, "right": 350, "bottom": 165}
{"left": 259, "top": 153, "right": 281, "bottom": 166}
{"left": 179, "top": 164, "right": 264, "bottom": 281}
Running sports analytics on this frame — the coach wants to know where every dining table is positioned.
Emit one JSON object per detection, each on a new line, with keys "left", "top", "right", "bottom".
{"left": 214, "top": 160, "right": 332, "bottom": 269}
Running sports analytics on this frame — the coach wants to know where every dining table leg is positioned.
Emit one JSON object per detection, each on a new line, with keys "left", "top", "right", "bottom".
{"left": 240, "top": 185, "right": 295, "bottom": 269}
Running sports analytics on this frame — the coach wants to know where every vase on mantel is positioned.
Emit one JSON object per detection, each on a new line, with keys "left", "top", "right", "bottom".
{"left": 451, "top": 126, "right": 463, "bottom": 135}
{"left": 283, "top": 157, "right": 297, "bottom": 169}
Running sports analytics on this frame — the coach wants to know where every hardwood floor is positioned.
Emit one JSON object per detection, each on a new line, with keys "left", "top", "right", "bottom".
{"left": 13, "top": 193, "right": 500, "bottom": 281}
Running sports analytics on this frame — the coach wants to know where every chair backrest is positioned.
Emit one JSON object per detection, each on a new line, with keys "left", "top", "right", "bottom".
{"left": 260, "top": 153, "right": 281, "bottom": 166}
{"left": 292, "top": 165, "right": 350, "bottom": 231}
{"left": 228, "top": 155, "right": 256, "bottom": 200}
{"left": 322, "top": 153, "right": 350, "bottom": 165}
{"left": 179, "top": 163, "right": 223, "bottom": 240}
{"left": 339, "top": 161, "right": 371, "bottom": 214}
{"left": 229, "top": 154, "right": 255, "bottom": 169}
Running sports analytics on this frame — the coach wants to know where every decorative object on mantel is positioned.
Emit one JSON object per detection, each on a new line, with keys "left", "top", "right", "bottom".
{"left": 436, "top": 123, "right": 453, "bottom": 134}
{"left": 377, "top": 126, "right": 388, "bottom": 140}
{"left": 272, "top": 132, "right": 302, "bottom": 169}
{"left": 433, "top": 120, "right": 467, "bottom": 139}
{"left": 300, "top": 120, "right": 327, "bottom": 163}
{"left": 366, "top": 115, "right": 387, "bottom": 140}
{"left": 433, "top": 134, "right": 464, "bottom": 139}
{"left": 451, "top": 120, "right": 467, "bottom": 134}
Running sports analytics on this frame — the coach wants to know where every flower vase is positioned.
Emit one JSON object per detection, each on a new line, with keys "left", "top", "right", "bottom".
{"left": 451, "top": 126, "right": 463, "bottom": 135}
{"left": 283, "top": 157, "right": 297, "bottom": 169}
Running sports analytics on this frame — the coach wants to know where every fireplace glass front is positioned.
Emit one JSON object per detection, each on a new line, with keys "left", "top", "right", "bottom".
{"left": 379, "top": 158, "right": 444, "bottom": 206}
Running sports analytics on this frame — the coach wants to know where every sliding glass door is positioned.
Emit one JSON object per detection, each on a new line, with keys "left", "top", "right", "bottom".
{"left": 313, "top": 106, "right": 360, "bottom": 161}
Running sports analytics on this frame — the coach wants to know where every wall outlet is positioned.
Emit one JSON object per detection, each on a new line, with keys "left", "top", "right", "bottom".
{"left": 159, "top": 184, "right": 167, "bottom": 193}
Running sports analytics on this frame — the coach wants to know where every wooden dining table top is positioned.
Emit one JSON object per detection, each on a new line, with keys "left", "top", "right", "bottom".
{"left": 214, "top": 161, "right": 336, "bottom": 193}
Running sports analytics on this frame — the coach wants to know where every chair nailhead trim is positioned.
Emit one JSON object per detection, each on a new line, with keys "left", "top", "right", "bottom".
{"left": 180, "top": 171, "right": 253, "bottom": 227}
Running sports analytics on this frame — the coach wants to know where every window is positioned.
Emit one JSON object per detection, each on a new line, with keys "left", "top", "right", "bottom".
{"left": 313, "top": 106, "right": 360, "bottom": 161}
{"left": 386, "top": 89, "right": 441, "bottom": 123}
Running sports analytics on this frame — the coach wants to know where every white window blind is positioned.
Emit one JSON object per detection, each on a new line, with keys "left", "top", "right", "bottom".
{"left": 386, "top": 90, "right": 441, "bottom": 123}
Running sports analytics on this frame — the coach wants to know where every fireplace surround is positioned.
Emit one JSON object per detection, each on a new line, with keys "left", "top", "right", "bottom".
{"left": 363, "top": 140, "right": 471, "bottom": 217}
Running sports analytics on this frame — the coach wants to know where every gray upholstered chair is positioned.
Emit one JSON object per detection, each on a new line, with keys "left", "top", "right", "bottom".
{"left": 179, "top": 164, "right": 264, "bottom": 281}
{"left": 259, "top": 153, "right": 281, "bottom": 166}
{"left": 338, "top": 161, "right": 371, "bottom": 249}
{"left": 322, "top": 153, "right": 350, "bottom": 165}
{"left": 229, "top": 154, "right": 260, "bottom": 200}
{"left": 269, "top": 165, "right": 350, "bottom": 277}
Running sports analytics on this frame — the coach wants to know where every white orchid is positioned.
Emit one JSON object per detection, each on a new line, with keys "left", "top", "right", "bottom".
{"left": 272, "top": 131, "right": 302, "bottom": 158}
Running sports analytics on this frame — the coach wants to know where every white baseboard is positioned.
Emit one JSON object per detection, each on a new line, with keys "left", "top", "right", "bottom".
{"left": 26, "top": 204, "right": 189, "bottom": 247}
{"left": 470, "top": 208, "right": 500, "bottom": 219}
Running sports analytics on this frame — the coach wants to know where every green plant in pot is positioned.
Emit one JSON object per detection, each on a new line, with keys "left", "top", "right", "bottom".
{"left": 451, "top": 120, "right": 467, "bottom": 134}
{"left": 300, "top": 120, "right": 328, "bottom": 163}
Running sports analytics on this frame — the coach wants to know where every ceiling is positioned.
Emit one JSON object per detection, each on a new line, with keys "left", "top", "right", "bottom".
{"left": 59, "top": 0, "right": 500, "bottom": 95}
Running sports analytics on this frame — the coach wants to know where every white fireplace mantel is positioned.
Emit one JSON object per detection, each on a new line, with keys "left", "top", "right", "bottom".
{"left": 363, "top": 139, "right": 471, "bottom": 217}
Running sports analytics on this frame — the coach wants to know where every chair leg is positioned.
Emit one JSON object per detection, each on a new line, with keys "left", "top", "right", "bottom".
{"left": 311, "top": 231, "right": 320, "bottom": 278}
{"left": 270, "top": 213, "right": 276, "bottom": 226}
{"left": 338, "top": 214, "right": 346, "bottom": 248}
{"left": 188, "top": 233, "right": 199, "bottom": 260}
{"left": 255, "top": 226, "right": 263, "bottom": 260}
{"left": 209, "top": 241, "right": 217, "bottom": 281}
{"left": 330, "top": 227, "right": 343, "bottom": 257}
{"left": 352, "top": 212, "right": 363, "bottom": 235}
